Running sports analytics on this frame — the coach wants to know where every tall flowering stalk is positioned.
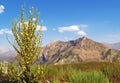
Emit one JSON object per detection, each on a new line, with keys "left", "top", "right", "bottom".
{"left": 7, "top": 7, "right": 43, "bottom": 82}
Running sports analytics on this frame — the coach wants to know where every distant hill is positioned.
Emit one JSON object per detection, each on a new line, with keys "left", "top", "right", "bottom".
{"left": 40, "top": 37, "right": 119, "bottom": 65}
{"left": 0, "top": 46, "right": 10, "bottom": 54}
{"left": 0, "top": 50, "right": 16, "bottom": 62}
{"left": 0, "top": 46, "right": 16, "bottom": 62}
{"left": 109, "top": 42, "right": 120, "bottom": 50}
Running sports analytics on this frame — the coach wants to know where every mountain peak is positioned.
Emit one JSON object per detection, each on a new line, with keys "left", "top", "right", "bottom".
{"left": 81, "top": 36, "right": 87, "bottom": 40}
{"left": 40, "top": 37, "right": 118, "bottom": 65}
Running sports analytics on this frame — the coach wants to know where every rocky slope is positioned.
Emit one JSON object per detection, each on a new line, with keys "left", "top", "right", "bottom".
{"left": 40, "top": 37, "right": 119, "bottom": 65}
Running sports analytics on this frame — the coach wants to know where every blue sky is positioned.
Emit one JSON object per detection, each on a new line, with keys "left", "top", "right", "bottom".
{"left": 0, "top": 0, "right": 120, "bottom": 48}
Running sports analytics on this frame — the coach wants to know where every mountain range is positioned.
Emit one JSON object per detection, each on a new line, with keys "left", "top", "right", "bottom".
{"left": 0, "top": 37, "right": 120, "bottom": 64}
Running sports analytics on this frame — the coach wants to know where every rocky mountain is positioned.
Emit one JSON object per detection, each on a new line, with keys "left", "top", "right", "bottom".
{"left": 40, "top": 37, "right": 119, "bottom": 65}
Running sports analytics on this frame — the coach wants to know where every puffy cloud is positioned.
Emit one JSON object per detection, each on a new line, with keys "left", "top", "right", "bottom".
{"left": 0, "top": 5, "right": 5, "bottom": 14}
{"left": 58, "top": 24, "right": 88, "bottom": 36}
{"left": 77, "top": 31, "right": 86, "bottom": 36}
{"left": 0, "top": 29, "right": 12, "bottom": 35}
{"left": 58, "top": 24, "right": 88, "bottom": 32}
{"left": 58, "top": 25, "right": 80, "bottom": 32}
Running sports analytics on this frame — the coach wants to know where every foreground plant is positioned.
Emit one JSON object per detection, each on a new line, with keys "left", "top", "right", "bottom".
{"left": 7, "top": 6, "right": 45, "bottom": 83}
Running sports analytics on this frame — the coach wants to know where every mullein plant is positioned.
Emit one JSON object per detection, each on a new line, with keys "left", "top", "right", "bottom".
{"left": 7, "top": 7, "right": 45, "bottom": 83}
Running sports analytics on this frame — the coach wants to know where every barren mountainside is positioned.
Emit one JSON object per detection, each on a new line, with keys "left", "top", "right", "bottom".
{"left": 40, "top": 37, "right": 119, "bottom": 65}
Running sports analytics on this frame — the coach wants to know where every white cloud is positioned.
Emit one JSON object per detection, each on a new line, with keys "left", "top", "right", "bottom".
{"left": 0, "top": 5, "right": 5, "bottom": 14}
{"left": 58, "top": 24, "right": 88, "bottom": 36}
{"left": 77, "top": 31, "right": 86, "bottom": 36}
{"left": 58, "top": 24, "right": 88, "bottom": 32}
{"left": 0, "top": 29, "right": 12, "bottom": 35}
{"left": 58, "top": 25, "right": 80, "bottom": 32}
{"left": 36, "top": 25, "right": 47, "bottom": 31}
